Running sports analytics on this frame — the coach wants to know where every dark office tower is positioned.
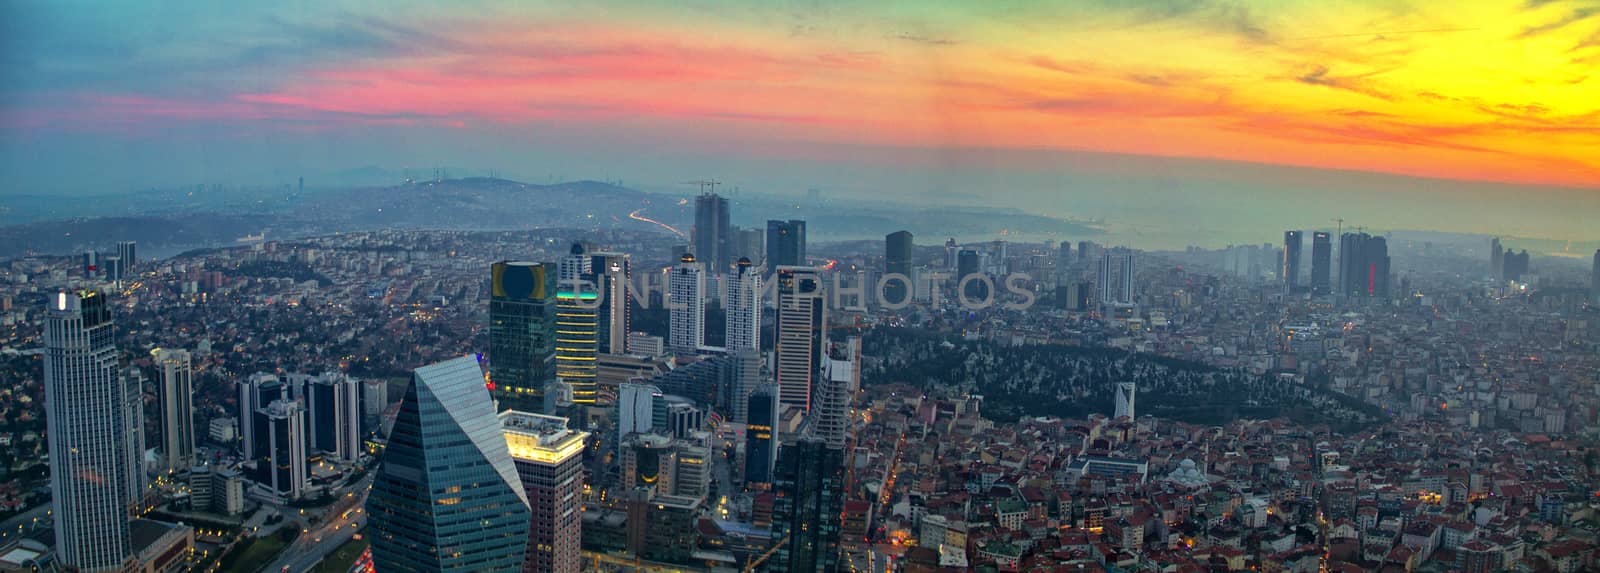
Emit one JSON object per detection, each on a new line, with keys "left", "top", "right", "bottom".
{"left": 116, "top": 241, "right": 137, "bottom": 274}
{"left": 1283, "top": 231, "right": 1303, "bottom": 291}
{"left": 770, "top": 437, "right": 845, "bottom": 573}
{"left": 956, "top": 249, "right": 984, "bottom": 300}
{"left": 305, "top": 372, "right": 361, "bottom": 463}
{"left": 490, "top": 261, "right": 556, "bottom": 410}
{"left": 774, "top": 267, "right": 825, "bottom": 410}
{"left": 556, "top": 245, "right": 599, "bottom": 404}
{"left": 1591, "top": 250, "right": 1599, "bottom": 304}
{"left": 263, "top": 399, "right": 307, "bottom": 499}
{"left": 884, "top": 231, "right": 914, "bottom": 304}
{"left": 587, "top": 252, "right": 631, "bottom": 354}
{"left": 733, "top": 226, "right": 765, "bottom": 263}
{"left": 154, "top": 348, "right": 195, "bottom": 472}
{"left": 744, "top": 385, "right": 780, "bottom": 485}
{"left": 1057, "top": 240, "right": 1072, "bottom": 271}
{"left": 1504, "top": 250, "right": 1531, "bottom": 282}
{"left": 83, "top": 250, "right": 99, "bottom": 278}
{"left": 44, "top": 291, "right": 136, "bottom": 572}
{"left": 1338, "top": 232, "right": 1366, "bottom": 296}
{"left": 103, "top": 255, "right": 124, "bottom": 282}
{"left": 766, "top": 219, "right": 807, "bottom": 267}
{"left": 1490, "top": 238, "right": 1505, "bottom": 279}
{"left": 369, "top": 357, "right": 532, "bottom": 573}
{"left": 1365, "top": 236, "right": 1391, "bottom": 298}
{"left": 239, "top": 373, "right": 285, "bottom": 462}
{"left": 1078, "top": 241, "right": 1099, "bottom": 263}
{"left": 694, "top": 192, "right": 731, "bottom": 274}
{"left": 501, "top": 412, "right": 588, "bottom": 573}
{"left": 1310, "top": 232, "right": 1332, "bottom": 295}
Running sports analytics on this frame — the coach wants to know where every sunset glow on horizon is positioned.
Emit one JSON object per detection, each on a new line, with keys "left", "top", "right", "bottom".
{"left": 3, "top": 1, "right": 1599, "bottom": 192}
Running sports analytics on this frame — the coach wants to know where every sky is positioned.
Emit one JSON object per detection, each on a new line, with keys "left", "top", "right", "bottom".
{"left": 2, "top": 1, "right": 1598, "bottom": 243}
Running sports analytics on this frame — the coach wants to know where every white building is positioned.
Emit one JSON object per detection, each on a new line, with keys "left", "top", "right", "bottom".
{"left": 774, "top": 266, "right": 825, "bottom": 410}
{"left": 1115, "top": 382, "right": 1136, "bottom": 420}
{"left": 668, "top": 254, "right": 705, "bottom": 355}
{"left": 725, "top": 258, "right": 761, "bottom": 352}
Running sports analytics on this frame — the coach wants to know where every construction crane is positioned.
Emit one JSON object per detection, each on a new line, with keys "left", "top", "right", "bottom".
{"left": 1332, "top": 217, "right": 1344, "bottom": 238}
{"left": 745, "top": 536, "right": 788, "bottom": 572}
{"left": 686, "top": 179, "right": 722, "bottom": 195}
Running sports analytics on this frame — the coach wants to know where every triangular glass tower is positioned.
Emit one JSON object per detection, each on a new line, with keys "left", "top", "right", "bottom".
{"left": 368, "top": 356, "right": 531, "bottom": 572}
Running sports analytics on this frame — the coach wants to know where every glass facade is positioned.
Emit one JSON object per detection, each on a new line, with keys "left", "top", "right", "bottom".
{"left": 490, "top": 261, "right": 555, "bottom": 411}
{"left": 770, "top": 437, "right": 844, "bottom": 572}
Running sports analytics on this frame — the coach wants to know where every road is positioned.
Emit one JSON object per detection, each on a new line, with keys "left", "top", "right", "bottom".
{"left": 260, "top": 474, "right": 374, "bottom": 573}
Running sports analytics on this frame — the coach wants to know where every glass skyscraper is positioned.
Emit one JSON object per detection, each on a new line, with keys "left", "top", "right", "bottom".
{"left": 770, "top": 437, "right": 845, "bottom": 572}
{"left": 368, "top": 356, "right": 532, "bottom": 572}
{"left": 44, "top": 290, "right": 136, "bottom": 572}
{"left": 490, "top": 261, "right": 556, "bottom": 410}
{"left": 556, "top": 246, "right": 599, "bottom": 404}
{"left": 766, "top": 219, "right": 807, "bottom": 268}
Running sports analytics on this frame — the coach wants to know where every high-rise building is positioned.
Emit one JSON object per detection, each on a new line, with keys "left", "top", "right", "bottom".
{"left": 1366, "top": 235, "right": 1391, "bottom": 297}
{"left": 588, "top": 252, "right": 631, "bottom": 354}
{"left": 501, "top": 411, "right": 588, "bottom": 573}
{"left": 1115, "top": 382, "right": 1136, "bottom": 419}
{"left": 1283, "top": 231, "right": 1302, "bottom": 291}
{"left": 744, "top": 385, "right": 779, "bottom": 485}
{"left": 304, "top": 372, "right": 362, "bottom": 463}
{"left": 618, "top": 382, "right": 663, "bottom": 444}
{"left": 885, "top": 231, "right": 914, "bottom": 304}
{"left": 490, "top": 261, "right": 556, "bottom": 410}
{"left": 44, "top": 290, "right": 137, "bottom": 572}
{"left": 556, "top": 245, "right": 600, "bottom": 404}
{"left": 1491, "top": 238, "right": 1505, "bottom": 280}
{"left": 369, "top": 356, "right": 531, "bottom": 573}
{"left": 116, "top": 241, "right": 137, "bottom": 275}
{"left": 1339, "top": 233, "right": 1391, "bottom": 298}
{"left": 956, "top": 249, "right": 984, "bottom": 301}
{"left": 674, "top": 442, "right": 713, "bottom": 501}
{"left": 154, "top": 348, "right": 195, "bottom": 472}
{"left": 1057, "top": 241, "right": 1073, "bottom": 280}
{"left": 1310, "top": 232, "right": 1332, "bottom": 295}
{"left": 103, "top": 255, "right": 124, "bottom": 282}
{"left": 622, "top": 433, "right": 676, "bottom": 492}
{"left": 766, "top": 220, "right": 807, "bottom": 267}
{"left": 814, "top": 337, "right": 859, "bottom": 448}
{"left": 83, "top": 250, "right": 99, "bottom": 278}
{"left": 726, "top": 258, "right": 761, "bottom": 352}
{"left": 770, "top": 437, "right": 845, "bottom": 572}
{"left": 774, "top": 266, "right": 825, "bottom": 410}
{"left": 724, "top": 349, "right": 762, "bottom": 424}
{"left": 1504, "top": 249, "right": 1531, "bottom": 282}
{"left": 263, "top": 399, "right": 308, "bottom": 499}
{"left": 1591, "top": 249, "right": 1599, "bottom": 304}
{"left": 238, "top": 373, "right": 285, "bottom": 464}
{"left": 694, "top": 193, "right": 731, "bottom": 274}
{"left": 668, "top": 254, "right": 705, "bottom": 355}
{"left": 732, "top": 226, "right": 765, "bottom": 264}
{"left": 1096, "top": 250, "right": 1135, "bottom": 305}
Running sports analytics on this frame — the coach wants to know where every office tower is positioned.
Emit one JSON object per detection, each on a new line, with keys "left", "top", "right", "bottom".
{"left": 305, "top": 372, "right": 361, "bottom": 463}
{"left": 1096, "top": 251, "right": 1135, "bottom": 305}
{"left": 618, "top": 382, "right": 663, "bottom": 443}
{"left": 361, "top": 378, "right": 388, "bottom": 433}
{"left": 501, "top": 412, "right": 588, "bottom": 573}
{"left": 589, "top": 251, "right": 631, "bottom": 354}
{"left": 664, "top": 401, "right": 703, "bottom": 439}
{"left": 556, "top": 245, "right": 600, "bottom": 404}
{"left": 732, "top": 226, "right": 765, "bottom": 263}
{"left": 668, "top": 254, "right": 705, "bottom": 355}
{"left": 83, "top": 250, "right": 99, "bottom": 278}
{"left": 369, "top": 356, "right": 531, "bottom": 573}
{"left": 694, "top": 192, "right": 731, "bottom": 274}
{"left": 1283, "top": 231, "right": 1302, "bottom": 291}
{"left": 770, "top": 437, "right": 845, "bottom": 572}
{"left": 1057, "top": 241, "right": 1072, "bottom": 275}
{"left": 725, "top": 349, "right": 762, "bottom": 424}
{"left": 885, "top": 231, "right": 914, "bottom": 304}
{"left": 1078, "top": 241, "right": 1099, "bottom": 263}
{"left": 123, "top": 366, "right": 146, "bottom": 513}
{"left": 1115, "top": 382, "right": 1136, "bottom": 419}
{"left": 673, "top": 443, "right": 712, "bottom": 500}
{"left": 627, "top": 332, "right": 665, "bottom": 358}
{"left": 103, "top": 255, "right": 124, "bottom": 282}
{"left": 956, "top": 249, "right": 983, "bottom": 300}
{"left": 1311, "top": 232, "right": 1332, "bottom": 295}
{"left": 490, "top": 261, "right": 556, "bottom": 410}
{"left": 238, "top": 372, "right": 285, "bottom": 462}
{"left": 116, "top": 241, "right": 137, "bottom": 275}
{"left": 814, "top": 337, "right": 859, "bottom": 448}
{"left": 1491, "top": 238, "right": 1505, "bottom": 279}
{"left": 1338, "top": 233, "right": 1365, "bottom": 295}
{"left": 1504, "top": 250, "right": 1531, "bottom": 282}
{"left": 1366, "top": 235, "right": 1391, "bottom": 297}
{"left": 1592, "top": 250, "right": 1600, "bottom": 304}
{"left": 263, "top": 399, "right": 308, "bottom": 499}
{"left": 766, "top": 219, "right": 807, "bottom": 267}
{"left": 744, "top": 385, "right": 780, "bottom": 485}
{"left": 154, "top": 348, "right": 195, "bottom": 472}
{"left": 944, "top": 238, "right": 959, "bottom": 269}
{"left": 726, "top": 258, "right": 761, "bottom": 352}
{"left": 43, "top": 290, "right": 136, "bottom": 572}
{"left": 774, "top": 266, "right": 826, "bottom": 410}
{"left": 622, "top": 433, "right": 676, "bottom": 492}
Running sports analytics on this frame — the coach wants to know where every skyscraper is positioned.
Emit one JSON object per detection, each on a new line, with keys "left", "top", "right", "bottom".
{"left": 884, "top": 231, "right": 914, "bottom": 304}
{"left": 1491, "top": 237, "right": 1505, "bottom": 279}
{"left": 1057, "top": 241, "right": 1072, "bottom": 279}
{"left": 44, "top": 290, "right": 136, "bottom": 572}
{"left": 116, "top": 240, "right": 137, "bottom": 275}
{"left": 238, "top": 372, "right": 285, "bottom": 464}
{"left": 618, "top": 382, "right": 663, "bottom": 444}
{"left": 501, "top": 411, "right": 588, "bottom": 573}
{"left": 1339, "top": 233, "right": 1391, "bottom": 298}
{"left": 588, "top": 251, "right": 631, "bottom": 354}
{"left": 668, "top": 253, "right": 705, "bottom": 355}
{"left": 774, "top": 266, "right": 825, "bottom": 410}
{"left": 1591, "top": 250, "right": 1599, "bottom": 304}
{"left": 490, "top": 261, "right": 556, "bottom": 410}
{"left": 956, "top": 249, "right": 985, "bottom": 301}
{"left": 813, "top": 338, "right": 859, "bottom": 448}
{"left": 1096, "top": 250, "right": 1135, "bottom": 305}
{"left": 766, "top": 219, "right": 807, "bottom": 267}
{"left": 726, "top": 258, "right": 761, "bottom": 352}
{"left": 1310, "top": 232, "right": 1332, "bottom": 295}
{"left": 770, "top": 437, "right": 845, "bottom": 572}
{"left": 1366, "top": 235, "right": 1391, "bottom": 298}
{"left": 744, "top": 385, "right": 780, "bottom": 485}
{"left": 694, "top": 192, "right": 731, "bottom": 274}
{"left": 263, "top": 399, "right": 308, "bottom": 499}
{"left": 1283, "top": 231, "right": 1302, "bottom": 291}
{"left": 369, "top": 356, "right": 531, "bottom": 573}
{"left": 556, "top": 245, "right": 599, "bottom": 404}
{"left": 305, "top": 372, "right": 362, "bottom": 463}
{"left": 1115, "top": 382, "right": 1136, "bottom": 420}
{"left": 154, "top": 348, "right": 195, "bottom": 472}
{"left": 732, "top": 226, "right": 765, "bottom": 263}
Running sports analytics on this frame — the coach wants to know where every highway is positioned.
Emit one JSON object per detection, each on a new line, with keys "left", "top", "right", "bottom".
{"left": 260, "top": 474, "right": 373, "bottom": 573}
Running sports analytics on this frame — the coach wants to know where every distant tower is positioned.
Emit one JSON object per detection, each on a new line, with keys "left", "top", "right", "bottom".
{"left": 774, "top": 266, "right": 826, "bottom": 410}
{"left": 884, "top": 231, "right": 914, "bottom": 304}
{"left": 368, "top": 356, "right": 531, "bottom": 572}
{"left": 814, "top": 337, "right": 860, "bottom": 448}
{"left": 693, "top": 192, "right": 731, "bottom": 274}
{"left": 744, "top": 385, "right": 780, "bottom": 485}
{"left": 501, "top": 411, "right": 588, "bottom": 573}
{"left": 1115, "top": 382, "right": 1136, "bottom": 419}
{"left": 263, "top": 399, "right": 308, "bottom": 499}
{"left": 1283, "top": 231, "right": 1302, "bottom": 291}
{"left": 1096, "top": 250, "right": 1135, "bottom": 305}
{"left": 1310, "top": 232, "right": 1332, "bottom": 295}
{"left": 1592, "top": 249, "right": 1600, "bottom": 304}
{"left": 766, "top": 220, "right": 807, "bottom": 267}
{"left": 1490, "top": 237, "right": 1504, "bottom": 279}
{"left": 44, "top": 290, "right": 136, "bottom": 572}
{"left": 556, "top": 244, "right": 600, "bottom": 403}
{"left": 726, "top": 258, "right": 761, "bottom": 352}
{"left": 668, "top": 253, "right": 705, "bottom": 355}
{"left": 116, "top": 241, "right": 137, "bottom": 275}
{"left": 588, "top": 252, "right": 632, "bottom": 354}
{"left": 956, "top": 249, "right": 984, "bottom": 301}
{"left": 490, "top": 261, "right": 555, "bottom": 410}
{"left": 154, "top": 348, "right": 196, "bottom": 472}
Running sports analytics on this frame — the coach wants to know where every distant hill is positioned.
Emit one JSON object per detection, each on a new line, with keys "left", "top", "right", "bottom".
{"left": 294, "top": 178, "right": 669, "bottom": 230}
